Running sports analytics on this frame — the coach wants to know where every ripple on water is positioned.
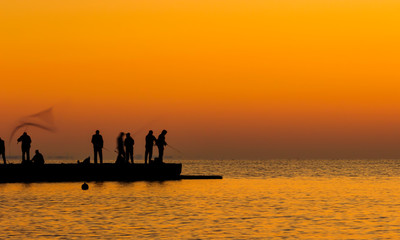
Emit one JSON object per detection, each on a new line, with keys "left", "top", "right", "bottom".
{"left": 0, "top": 160, "right": 400, "bottom": 239}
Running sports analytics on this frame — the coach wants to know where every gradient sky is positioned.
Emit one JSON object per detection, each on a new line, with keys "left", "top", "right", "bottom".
{"left": 1, "top": 0, "right": 400, "bottom": 160}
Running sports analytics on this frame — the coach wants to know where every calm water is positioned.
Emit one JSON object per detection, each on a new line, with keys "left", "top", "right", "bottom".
{"left": 1, "top": 159, "right": 400, "bottom": 239}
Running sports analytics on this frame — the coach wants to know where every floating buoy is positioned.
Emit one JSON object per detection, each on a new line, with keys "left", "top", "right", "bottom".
{"left": 81, "top": 182, "right": 89, "bottom": 190}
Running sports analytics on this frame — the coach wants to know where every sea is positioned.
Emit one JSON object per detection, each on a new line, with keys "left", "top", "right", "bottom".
{"left": 1, "top": 159, "right": 400, "bottom": 239}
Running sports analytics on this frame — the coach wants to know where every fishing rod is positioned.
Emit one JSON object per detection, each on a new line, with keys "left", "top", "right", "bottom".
{"left": 131, "top": 117, "right": 162, "bottom": 137}
{"left": 102, "top": 147, "right": 114, "bottom": 153}
{"left": 167, "top": 144, "right": 183, "bottom": 154}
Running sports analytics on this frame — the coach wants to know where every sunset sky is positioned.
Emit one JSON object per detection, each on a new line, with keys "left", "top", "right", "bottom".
{"left": 1, "top": 0, "right": 400, "bottom": 160}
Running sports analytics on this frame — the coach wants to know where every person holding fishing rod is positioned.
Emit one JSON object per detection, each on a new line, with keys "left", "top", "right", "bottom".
{"left": 124, "top": 132, "right": 135, "bottom": 164}
{"left": 145, "top": 130, "right": 157, "bottom": 164}
{"left": 156, "top": 130, "right": 167, "bottom": 164}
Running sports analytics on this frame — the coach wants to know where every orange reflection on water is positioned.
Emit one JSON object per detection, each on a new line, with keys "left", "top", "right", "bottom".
{"left": 0, "top": 178, "right": 399, "bottom": 239}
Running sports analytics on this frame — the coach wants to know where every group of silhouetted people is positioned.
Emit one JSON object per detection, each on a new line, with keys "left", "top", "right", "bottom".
{"left": 0, "top": 132, "right": 45, "bottom": 165}
{"left": 115, "top": 132, "right": 135, "bottom": 164}
{"left": 0, "top": 129, "right": 169, "bottom": 165}
{"left": 17, "top": 132, "right": 44, "bottom": 165}
{"left": 144, "top": 129, "right": 167, "bottom": 164}
{"left": 92, "top": 129, "right": 168, "bottom": 164}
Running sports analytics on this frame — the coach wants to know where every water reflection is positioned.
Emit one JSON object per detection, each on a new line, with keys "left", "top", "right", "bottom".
{"left": 0, "top": 159, "right": 400, "bottom": 239}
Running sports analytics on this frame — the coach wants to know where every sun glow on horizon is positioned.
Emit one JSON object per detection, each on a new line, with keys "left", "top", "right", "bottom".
{"left": 1, "top": 0, "right": 400, "bottom": 159}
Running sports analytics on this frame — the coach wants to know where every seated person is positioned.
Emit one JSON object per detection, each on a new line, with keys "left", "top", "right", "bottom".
{"left": 77, "top": 156, "right": 90, "bottom": 165}
{"left": 32, "top": 150, "right": 44, "bottom": 165}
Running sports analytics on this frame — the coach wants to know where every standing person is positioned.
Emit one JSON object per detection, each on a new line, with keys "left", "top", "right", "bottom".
{"left": 124, "top": 133, "right": 134, "bottom": 164}
{"left": 91, "top": 130, "right": 103, "bottom": 164}
{"left": 17, "top": 132, "right": 32, "bottom": 163}
{"left": 117, "top": 132, "right": 125, "bottom": 159}
{"left": 0, "top": 137, "right": 6, "bottom": 164}
{"left": 145, "top": 130, "right": 157, "bottom": 164}
{"left": 156, "top": 130, "right": 167, "bottom": 163}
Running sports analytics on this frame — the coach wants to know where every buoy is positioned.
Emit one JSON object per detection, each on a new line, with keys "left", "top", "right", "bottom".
{"left": 81, "top": 182, "right": 89, "bottom": 190}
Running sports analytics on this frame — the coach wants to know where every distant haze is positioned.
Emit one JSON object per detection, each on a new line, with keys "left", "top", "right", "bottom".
{"left": 1, "top": 0, "right": 400, "bottom": 160}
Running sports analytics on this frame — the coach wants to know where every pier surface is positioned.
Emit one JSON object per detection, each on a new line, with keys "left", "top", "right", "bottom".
{"left": 0, "top": 163, "right": 223, "bottom": 183}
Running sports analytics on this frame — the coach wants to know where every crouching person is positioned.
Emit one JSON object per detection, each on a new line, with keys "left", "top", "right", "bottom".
{"left": 32, "top": 150, "right": 45, "bottom": 165}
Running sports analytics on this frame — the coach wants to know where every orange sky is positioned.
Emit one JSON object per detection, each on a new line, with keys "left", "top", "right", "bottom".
{"left": 1, "top": 0, "right": 400, "bottom": 160}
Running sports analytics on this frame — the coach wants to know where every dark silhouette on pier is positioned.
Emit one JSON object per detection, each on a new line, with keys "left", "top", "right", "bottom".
{"left": 117, "top": 132, "right": 125, "bottom": 159}
{"left": 32, "top": 150, "right": 44, "bottom": 165}
{"left": 0, "top": 124, "right": 224, "bottom": 182}
{"left": 124, "top": 133, "right": 134, "bottom": 164}
{"left": 91, "top": 130, "right": 103, "bottom": 164}
{"left": 0, "top": 138, "right": 5, "bottom": 164}
{"left": 156, "top": 130, "right": 167, "bottom": 163}
{"left": 77, "top": 156, "right": 91, "bottom": 165}
{"left": 145, "top": 130, "right": 157, "bottom": 164}
{"left": 17, "top": 132, "right": 32, "bottom": 163}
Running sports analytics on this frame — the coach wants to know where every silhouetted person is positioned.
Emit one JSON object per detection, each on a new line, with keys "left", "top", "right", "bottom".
{"left": 156, "top": 130, "right": 167, "bottom": 163}
{"left": 117, "top": 132, "right": 125, "bottom": 159}
{"left": 32, "top": 150, "right": 44, "bottom": 165}
{"left": 78, "top": 156, "right": 90, "bottom": 165}
{"left": 0, "top": 137, "right": 5, "bottom": 164}
{"left": 145, "top": 130, "right": 157, "bottom": 164}
{"left": 91, "top": 130, "right": 103, "bottom": 164}
{"left": 17, "top": 132, "right": 31, "bottom": 163}
{"left": 124, "top": 133, "right": 134, "bottom": 164}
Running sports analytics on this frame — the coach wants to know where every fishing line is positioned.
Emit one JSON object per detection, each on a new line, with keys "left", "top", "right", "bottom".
{"left": 167, "top": 144, "right": 183, "bottom": 154}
